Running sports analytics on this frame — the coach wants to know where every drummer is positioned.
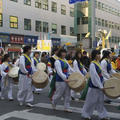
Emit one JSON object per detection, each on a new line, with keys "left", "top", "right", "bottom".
{"left": 72, "top": 51, "right": 87, "bottom": 100}
{"left": 32, "top": 52, "right": 41, "bottom": 93}
{"left": 48, "top": 47, "right": 59, "bottom": 100}
{"left": 101, "top": 50, "right": 116, "bottom": 103}
{"left": 82, "top": 50, "right": 109, "bottom": 120}
{"left": 17, "top": 46, "right": 34, "bottom": 107}
{"left": 51, "top": 48, "right": 73, "bottom": 112}
{"left": 1, "top": 54, "right": 14, "bottom": 101}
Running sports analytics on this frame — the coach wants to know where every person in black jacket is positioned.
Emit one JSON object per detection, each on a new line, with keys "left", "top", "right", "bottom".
{"left": 81, "top": 51, "right": 90, "bottom": 71}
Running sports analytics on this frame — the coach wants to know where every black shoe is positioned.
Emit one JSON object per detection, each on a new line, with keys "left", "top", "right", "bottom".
{"left": 104, "top": 100, "right": 112, "bottom": 104}
{"left": 71, "top": 97, "right": 75, "bottom": 101}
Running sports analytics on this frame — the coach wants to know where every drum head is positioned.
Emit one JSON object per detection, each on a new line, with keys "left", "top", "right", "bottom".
{"left": 112, "top": 73, "right": 120, "bottom": 79}
{"left": 68, "top": 72, "right": 86, "bottom": 92}
{"left": 8, "top": 66, "right": 19, "bottom": 78}
{"left": 32, "top": 71, "right": 48, "bottom": 88}
{"left": 104, "top": 78, "right": 120, "bottom": 99}
{"left": 37, "top": 62, "right": 46, "bottom": 71}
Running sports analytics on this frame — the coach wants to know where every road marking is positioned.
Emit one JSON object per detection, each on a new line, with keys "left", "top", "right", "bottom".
{"left": 34, "top": 103, "right": 120, "bottom": 119}
{"left": 0, "top": 109, "right": 69, "bottom": 120}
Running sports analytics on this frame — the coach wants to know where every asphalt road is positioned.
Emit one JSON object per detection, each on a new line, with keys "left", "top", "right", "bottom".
{"left": 0, "top": 85, "right": 120, "bottom": 120}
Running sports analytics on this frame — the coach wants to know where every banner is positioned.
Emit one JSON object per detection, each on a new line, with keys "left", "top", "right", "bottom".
{"left": 0, "top": 0, "right": 2, "bottom": 13}
{"left": 69, "top": 0, "right": 89, "bottom": 4}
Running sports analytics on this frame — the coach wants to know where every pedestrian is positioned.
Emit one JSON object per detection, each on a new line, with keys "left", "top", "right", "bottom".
{"left": 1, "top": 54, "right": 14, "bottom": 101}
{"left": 82, "top": 51, "right": 90, "bottom": 72}
{"left": 0, "top": 54, "right": 3, "bottom": 97}
{"left": 17, "top": 46, "right": 34, "bottom": 107}
{"left": 111, "top": 56, "right": 117, "bottom": 71}
{"left": 51, "top": 48, "right": 73, "bottom": 112}
{"left": 101, "top": 50, "right": 116, "bottom": 104}
{"left": 116, "top": 55, "right": 120, "bottom": 71}
{"left": 82, "top": 50, "right": 109, "bottom": 120}
{"left": 72, "top": 50, "right": 87, "bottom": 100}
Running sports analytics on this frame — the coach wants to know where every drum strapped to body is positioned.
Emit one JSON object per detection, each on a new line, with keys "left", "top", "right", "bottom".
{"left": 68, "top": 72, "right": 86, "bottom": 92}
{"left": 8, "top": 66, "right": 19, "bottom": 84}
{"left": 32, "top": 71, "right": 49, "bottom": 88}
{"left": 112, "top": 73, "right": 120, "bottom": 80}
{"left": 37, "top": 62, "right": 46, "bottom": 71}
{"left": 104, "top": 78, "right": 120, "bottom": 99}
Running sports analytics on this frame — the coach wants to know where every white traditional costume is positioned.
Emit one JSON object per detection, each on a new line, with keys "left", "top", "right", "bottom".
{"left": 17, "top": 54, "right": 33, "bottom": 105}
{"left": 82, "top": 61, "right": 108, "bottom": 119}
{"left": 1, "top": 62, "right": 13, "bottom": 100}
{"left": 52, "top": 58, "right": 73, "bottom": 110}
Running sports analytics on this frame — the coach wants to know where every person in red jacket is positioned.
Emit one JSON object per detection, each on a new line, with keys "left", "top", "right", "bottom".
{"left": 116, "top": 55, "right": 120, "bottom": 71}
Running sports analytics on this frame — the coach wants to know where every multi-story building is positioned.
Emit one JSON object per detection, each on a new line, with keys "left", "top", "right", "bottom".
{"left": 0, "top": 0, "right": 74, "bottom": 57}
{"left": 75, "top": 0, "right": 120, "bottom": 49}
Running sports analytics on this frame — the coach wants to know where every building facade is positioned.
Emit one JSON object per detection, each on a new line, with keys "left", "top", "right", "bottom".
{"left": 0, "top": 0, "right": 74, "bottom": 56}
{"left": 75, "top": 0, "right": 120, "bottom": 49}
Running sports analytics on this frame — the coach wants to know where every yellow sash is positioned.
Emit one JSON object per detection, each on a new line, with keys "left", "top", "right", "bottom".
{"left": 92, "top": 60, "right": 102, "bottom": 70}
{"left": 34, "top": 57, "right": 39, "bottom": 64}
{"left": 23, "top": 54, "right": 31, "bottom": 63}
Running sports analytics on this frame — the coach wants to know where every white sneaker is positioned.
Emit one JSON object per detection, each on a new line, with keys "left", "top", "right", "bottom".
{"left": 26, "top": 103, "right": 34, "bottom": 107}
{"left": 1, "top": 97, "right": 5, "bottom": 100}
{"left": 19, "top": 102, "right": 23, "bottom": 106}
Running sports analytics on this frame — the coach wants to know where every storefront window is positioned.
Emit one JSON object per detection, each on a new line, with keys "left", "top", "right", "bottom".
{"left": 51, "top": 2, "right": 57, "bottom": 13}
{"left": 52, "top": 23, "right": 57, "bottom": 34}
{"left": 82, "top": 17, "right": 88, "bottom": 24}
{"left": 24, "top": 18, "right": 31, "bottom": 30}
{"left": 61, "top": 5, "right": 66, "bottom": 15}
{"left": 61, "top": 25, "right": 66, "bottom": 35}
{"left": 10, "top": 16, "right": 18, "bottom": 29}
{"left": 36, "top": 20, "right": 42, "bottom": 32}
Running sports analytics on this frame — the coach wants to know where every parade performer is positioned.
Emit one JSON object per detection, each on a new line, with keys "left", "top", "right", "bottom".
{"left": 51, "top": 48, "right": 73, "bottom": 112}
{"left": 48, "top": 47, "right": 59, "bottom": 100}
{"left": 1, "top": 54, "right": 14, "bottom": 101}
{"left": 101, "top": 50, "right": 116, "bottom": 103}
{"left": 17, "top": 46, "right": 34, "bottom": 107}
{"left": 82, "top": 50, "right": 109, "bottom": 120}
{"left": 0, "top": 54, "right": 3, "bottom": 97}
{"left": 72, "top": 51, "right": 87, "bottom": 100}
{"left": 32, "top": 52, "right": 41, "bottom": 93}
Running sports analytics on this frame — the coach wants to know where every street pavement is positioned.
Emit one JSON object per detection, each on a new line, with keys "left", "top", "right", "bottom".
{"left": 0, "top": 85, "right": 120, "bottom": 120}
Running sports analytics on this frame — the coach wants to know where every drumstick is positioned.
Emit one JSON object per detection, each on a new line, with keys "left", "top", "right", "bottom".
{"left": 68, "top": 80, "right": 78, "bottom": 82}
{"left": 104, "top": 87, "right": 115, "bottom": 89}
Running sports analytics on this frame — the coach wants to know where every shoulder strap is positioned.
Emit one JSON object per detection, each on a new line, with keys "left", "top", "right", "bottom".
{"left": 23, "top": 54, "right": 31, "bottom": 63}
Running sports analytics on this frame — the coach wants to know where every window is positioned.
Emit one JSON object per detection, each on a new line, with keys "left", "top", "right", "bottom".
{"left": 105, "top": 20, "right": 108, "bottom": 27}
{"left": 24, "top": 18, "right": 31, "bottom": 30}
{"left": 77, "top": 18, "right": 80, "bottom": 25}
{"left": 10, "top": 16, "right": 18, "bottom": 29}
{"left": 51, "top": 2, "right": 57, "bottom": 12}
{"left": 43, "top": 0, "right": 48, "bottom": 10}
{"left": 0, "top": 14, "right": 3, "bottom": 27}
{"left": 10, "top": 0, "right": 18, "bottom": 2}
{"left": 70, "top": 8, "right": 74, "bottom": 17}
{"left": 98, "top": 2, "right": 102, "bottom": 9}
{"left": 61, "top": 25, "right": 66, "bottom": 35}
{"left": 98, "top": 18, "right": 101, "bottom": 26}
{"left": 24, "top": 0, "right": 31, "bottom": 6}
{"left": 61, "top": 5, "right": 66, "bottom": 15}
{"left": 35, "top": 21, "right": 42, "bottom": 32}
{"left": 35, "top": 0, "right": 42, "bottom": 9}
{"left": 43, "top": 22, "right": 49, "bottom": 33}
{"left": 95, "top": 17, "right": 97, "bottom": 25}
{"left": 82, "top": 17, "right": 88, "bottom": 24}
{"left": 70, "top": 27, "right": 74, "bottom": 36}
{"left": 52, "top": 23, "right": 57, "bottom": 34}
{"left": 102, "top": 19, "right": 104, "bottom": 27}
